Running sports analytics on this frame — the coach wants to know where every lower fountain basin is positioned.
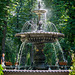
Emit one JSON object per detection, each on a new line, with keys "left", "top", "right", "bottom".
{"left": 3, "top": 70, "right": 70, "bottom": 75}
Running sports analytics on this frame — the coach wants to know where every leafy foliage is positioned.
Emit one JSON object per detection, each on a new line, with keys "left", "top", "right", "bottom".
{"left": 69, "top": 54, "right": 75, "bottom": 75}
{"left": 0, "top": 0, "right": 36, "bottom": 64}
{"left": 0, "top": 65, "right": 3, "bottom": 75}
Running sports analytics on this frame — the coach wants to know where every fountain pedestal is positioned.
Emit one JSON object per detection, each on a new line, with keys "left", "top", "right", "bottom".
{"left": 33, "top": 43, "right": 48, "bottom": 70}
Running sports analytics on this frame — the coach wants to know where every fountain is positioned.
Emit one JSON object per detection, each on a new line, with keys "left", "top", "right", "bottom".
{"left": 15, "top": 1, "right": 64, "bottom": 70}
{"left": 3, "top": 1, "right": 70, "bottom": 75}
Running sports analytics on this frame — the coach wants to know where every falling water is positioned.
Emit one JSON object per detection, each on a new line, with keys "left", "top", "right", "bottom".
{"left": 55, "top": 39, "right": 66, "bottom": 62}
{"left": 16, "top": 41, "right": 26, "bottom": 66}
{"left": 43, "top": 22, "right": 58, "bottom": 32}
{"left": 45, "top": 13, "right": 47, "bottom": 23}
{"left": 44, "top": 21, "right": 66, "bottom": 62}
{"left": 40, "top": 0, "right": 66, "bottom": 62}
{"left": 21, "top": 19, "right": 37, "bottom": 32}
{"left": 50, "top": 22, "right": 58, "bottom": 32}
{"left": 52, "top": 43, "right": 58, "bottom": 64}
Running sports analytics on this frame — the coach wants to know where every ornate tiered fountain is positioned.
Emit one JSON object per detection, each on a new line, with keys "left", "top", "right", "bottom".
{"left": 3, "top": 1, "right": 70, "bottom": 75}
{"left": 15, "top": 1, "right": 64, "bottom": 70}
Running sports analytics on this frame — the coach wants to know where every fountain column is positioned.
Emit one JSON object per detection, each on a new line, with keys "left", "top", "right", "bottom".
{"left": 33, "top": 43, "right": 48, "bottom": 70}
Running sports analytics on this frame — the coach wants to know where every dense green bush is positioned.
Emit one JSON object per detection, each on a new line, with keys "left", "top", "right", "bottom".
{"left": 0, "top": 65, "right": 3, "bottom": 75}
{"left": 69, "top": 54, "right": 75, "bottom": 75}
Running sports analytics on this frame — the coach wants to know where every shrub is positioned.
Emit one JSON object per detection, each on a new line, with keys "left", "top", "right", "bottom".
{"left": 0, "top": 64, "right": 3, "bottom": 75}
{"left": 69, "top": 54, "right": 75, "bottom": 75}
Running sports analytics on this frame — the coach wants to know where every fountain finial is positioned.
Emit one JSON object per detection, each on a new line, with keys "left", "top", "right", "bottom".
{"left": 38, "top": 1, "right": 41, "bottom": 9}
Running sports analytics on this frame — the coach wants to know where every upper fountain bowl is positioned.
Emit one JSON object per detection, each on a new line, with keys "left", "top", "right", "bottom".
{"left": 33, "top": 10, "right": 46, "bottom": 15}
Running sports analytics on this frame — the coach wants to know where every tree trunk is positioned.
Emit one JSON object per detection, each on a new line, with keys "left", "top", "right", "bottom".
{"left": 2, "top": 0, "right": 9, "bottom": 53}
{"left": 2, "top": 21, "right": 7, "bottom": 53}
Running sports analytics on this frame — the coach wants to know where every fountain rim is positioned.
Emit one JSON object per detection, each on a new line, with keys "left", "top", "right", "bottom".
{"left": 3, "top": 70, "right": 70, "bottom": 72}
{"left": 15, "top": 31, "right": 64, "bottom": 37}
